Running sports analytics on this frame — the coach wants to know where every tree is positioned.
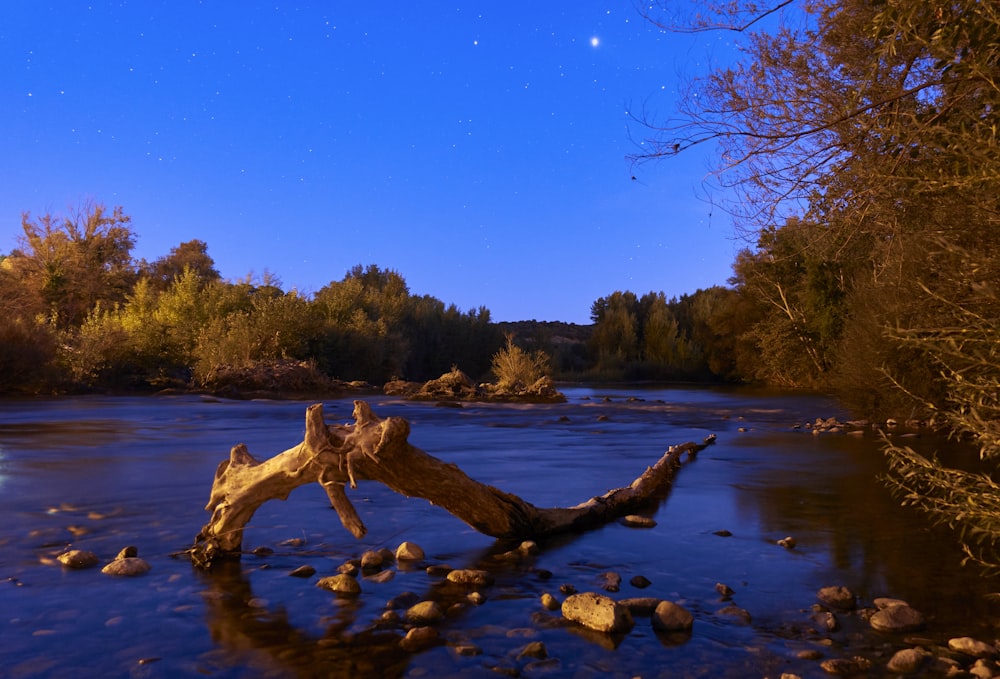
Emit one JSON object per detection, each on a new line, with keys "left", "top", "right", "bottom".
{"left": 143, "top": 239, "right": 220, "bottom": 291}
{"left": 11, "top": 203, "right": 137, "bottom": 328}
{"left": 636, "top": 0, "right": 1000, "bottom": 561}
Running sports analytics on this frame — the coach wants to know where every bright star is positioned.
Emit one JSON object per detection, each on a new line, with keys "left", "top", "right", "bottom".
{"left": 590, "top": 36, "right": 600, "bottom": 47}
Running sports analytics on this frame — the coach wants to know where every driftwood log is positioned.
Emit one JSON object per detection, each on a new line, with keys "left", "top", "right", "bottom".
{"left": 190, "top": 401, "right": 714, "bottom": 568}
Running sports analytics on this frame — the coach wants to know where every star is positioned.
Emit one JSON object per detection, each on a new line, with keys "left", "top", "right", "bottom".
{"left": 590, "top": 36, "right": 600, "bottom": 48}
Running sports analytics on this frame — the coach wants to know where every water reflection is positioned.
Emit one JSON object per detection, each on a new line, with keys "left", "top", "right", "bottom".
{"left": 1, "top": 392, "right": 999, "bottom": 677}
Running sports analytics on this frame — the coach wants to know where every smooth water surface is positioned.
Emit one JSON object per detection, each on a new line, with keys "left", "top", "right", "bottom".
{"left": 0, "top": 387, "right": 997, "bottom": 678}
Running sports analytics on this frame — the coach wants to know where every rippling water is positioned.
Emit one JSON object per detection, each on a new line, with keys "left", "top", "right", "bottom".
{"left": 0, "top": 387, "right": 997, "bottom": 678}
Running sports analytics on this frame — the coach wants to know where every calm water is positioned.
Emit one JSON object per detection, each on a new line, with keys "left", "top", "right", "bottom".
{"left": 0, "top": 387, "right": 997, "bottom": 678}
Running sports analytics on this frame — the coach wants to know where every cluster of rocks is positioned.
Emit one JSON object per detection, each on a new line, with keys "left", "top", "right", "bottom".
{"left": 798, "top": 416, "right": 929, "bottom": 436}
{"left": 383, "top": 368, "right": 565, "bottom": 404}
{"left": 785, "top": 585, "right": 1000, "bottom": 677}
{"left": 56, "top": 545, "right": 151, "bottom": 576}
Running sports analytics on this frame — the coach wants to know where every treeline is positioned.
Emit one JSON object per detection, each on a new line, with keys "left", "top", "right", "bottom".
{"left": 0, "top": 202, "right": 756, "bottom": 396}
{"left": 0, "top": 205, "right": 501, "bottom": 394}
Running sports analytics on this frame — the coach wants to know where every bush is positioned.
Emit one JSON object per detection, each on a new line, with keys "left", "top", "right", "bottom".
{"left": 490, "top": 334, "right": 550, "bottom": 390}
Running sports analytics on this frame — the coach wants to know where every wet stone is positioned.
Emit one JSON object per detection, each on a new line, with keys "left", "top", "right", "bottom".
{"left": 652, "top": 600, "right": 694, "bottom": 632}
{"left": 819, "top": 656, "right": 871, "bottom": 675}
{"left": 887, "top": 648, "right": 928, "bottom": 673}
{"left": 540, "top": 593, "right": 560, "bottom": 611}
{"left": 561, "top": 592, "right": 634, "bottom": 634}
{"left": 517, "top": 641, "right": 548, "bottom": 660}
{"left": 817, "top": 586, "right": 856, "bottom": 611}
{"left": 446, "top": 569, "right": 493, "bottom": 587}
{"left": 101, "top": 557, "right": 151, "bottom": 577}
{"left": 630, "top": 574, "right": 652, "bottom": 589}
{"left": 400, "top": 626, "right": 439, "bottom": 652}
{"left": 57, "top": 549, "right": 99, "bottom": 569}
{"left": 599, "top": 571, "right": 621, "bottom": 592}
{"left": 869, "top": 604, "right": 924, "bottom": 633}
{"left": 949, "top": 636, "right": 998, "bottom": 658}
{"left": 395, "top": 541, "right": 424, "bottom": 561}
{"left": 288, "top": 564, "right": 315, "bottom": 578}
{"left": 316, "top": 574, "right": 361, "bottom": 596}
{"left": 621, "top": 515, "right": 657, "bottom": 528}
{"left": 406, "top": 600, "right": 444, "bottom": 624}
{"left": 619, "top": 597, "right": 662, "bottom": 616}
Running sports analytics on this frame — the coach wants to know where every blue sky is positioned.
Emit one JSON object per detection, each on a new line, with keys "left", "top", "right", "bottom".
{"left": 1, "top": 2, "right": 745, "bottom": 324}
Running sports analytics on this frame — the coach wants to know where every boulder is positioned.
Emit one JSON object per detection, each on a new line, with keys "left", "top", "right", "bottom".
{"left": 561, "top": 592, "right": 635, "bottom": 634}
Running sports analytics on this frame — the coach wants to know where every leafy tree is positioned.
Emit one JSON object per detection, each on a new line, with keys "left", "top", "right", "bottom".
{"left": 142, "top": 239, "right": 220, "bottom": 291}
{"left": 637, "top": 0, "right": 1000, "bottom": 561}
{"left": 10, "top": 204, "right": 137, "bottom": 328}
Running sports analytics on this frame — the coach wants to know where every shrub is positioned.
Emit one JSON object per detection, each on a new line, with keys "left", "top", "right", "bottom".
{"left": 490, "top": 334, "right": 550, "bottom": 390}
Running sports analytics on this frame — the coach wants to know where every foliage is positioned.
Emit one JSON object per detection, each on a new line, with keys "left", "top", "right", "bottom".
{"left": 636, "top": 0, "right": 1000, "bottom": 562}
{"left": 490, "top": 334, "right": 551, "bottom": 390}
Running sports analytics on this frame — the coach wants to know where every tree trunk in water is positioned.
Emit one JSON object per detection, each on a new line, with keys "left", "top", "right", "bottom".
{"left": 190, "top": 401, "right": 714, "bottom": 568}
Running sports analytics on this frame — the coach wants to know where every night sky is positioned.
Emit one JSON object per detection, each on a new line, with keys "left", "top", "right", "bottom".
{"left": 1, "top": 2, "right": 743, "bottom": 324}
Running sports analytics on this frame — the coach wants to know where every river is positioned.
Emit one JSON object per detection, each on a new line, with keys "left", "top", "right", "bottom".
{"left": 0, "top": 386, "right": 996, "bottom": 678}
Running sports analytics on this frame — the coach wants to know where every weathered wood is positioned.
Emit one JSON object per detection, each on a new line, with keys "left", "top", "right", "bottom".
{"left": 190, "top": 401, "right": 714, "bottom": 568}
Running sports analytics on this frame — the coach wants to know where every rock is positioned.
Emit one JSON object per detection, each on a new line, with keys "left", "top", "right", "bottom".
{"left": 618, "top": 597, "right": 662, "bottom": 616}
{"left": 874, "top": 597, "right": 909, "bottom": 609}
{"left": 777, "top": 536, "right": 797, "bottom": 549}
{"left": 57, "top": 550, "right": 99, "bottom": 569}
{"left": 337, "top": 560, "right": 359, "bottom": 576}
{"left": 599, "top": 571, "right": 622, "bottom": 592}
{"left": 360, "top": 549, "right": 387, "bottom": 572}
{"left": 406, "top": 600, "right": 445, "bottom": 624}
{"left": 446, "top": 569, "right": 494, "bottom": 587}
{"left": 366, "top": 569, "right": 394, "bottom": 584}
{"left": 817, "top": 586, "right": 856, "bottom": 611}
{"left": 116, "top": 546, "right": 138, "bottom": 559}
{"left": 101, "top": 556, "right": 151, "bottom": 576}
{"left": 561, "top": 592, "right": 635, "bottom": 634}
{"left": 540, "top": 593, "right": 560, "bottom": 611}
{"left": 715, "top": 582, "right": 734, "bottom": 598}
{"left": 869, "top": 604, "right": 924, "bottom": 633}
{"left": 559, "top": 583, "right": 577, "bottom": 595}
{"left": 452, "top": 643, "right": 482, "bottom": 657}
{"left": 517, "top": 641, "right": 548, "bottom": 660}
{"left": 288, "top": 564, "right": 316, "bottom": 578}
{"left": 395, "top": 541, "right": 425, "bottom": 561}
{"left": 467, "top": 591, "right": 485, "bottom": 605}
{"left": 811, "top": 611, "right": 840, "bottom": 632}
{"left": 970, "top": 658, "right": 998, "bottom": 678}
{"left": 621, "top": 515, "right": 657, "bottom": 528}
{"left": 887, "top": 648, "right": 927, "bottom": 674}
{"left": 717, "top": 605, "right": 752, "bottom": 624}
{"left": 399, "top": 626, "right": 439, "bottom": 652}
{"left": 819, "top": 657, "right": 871, "bottom": 675}
{"left": 519, "top": 540, "right": 540, "bottom": 555}
{"left": 630, "top": 575, "right": 652, "bottom": 589}
{"left": 713, "top": 529, "right": 733, "bottom": 537}
{"left": 948, "top": 637, "right": 997, "bottom": 658}
{"left": 386, "top": 591, "right": 421, "bottom": 609}
{"left": 651, "top": 600, "right": 694, "bottom": 633}
{"left": 316, "top": 574, "right": 361, "bottom": 596}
